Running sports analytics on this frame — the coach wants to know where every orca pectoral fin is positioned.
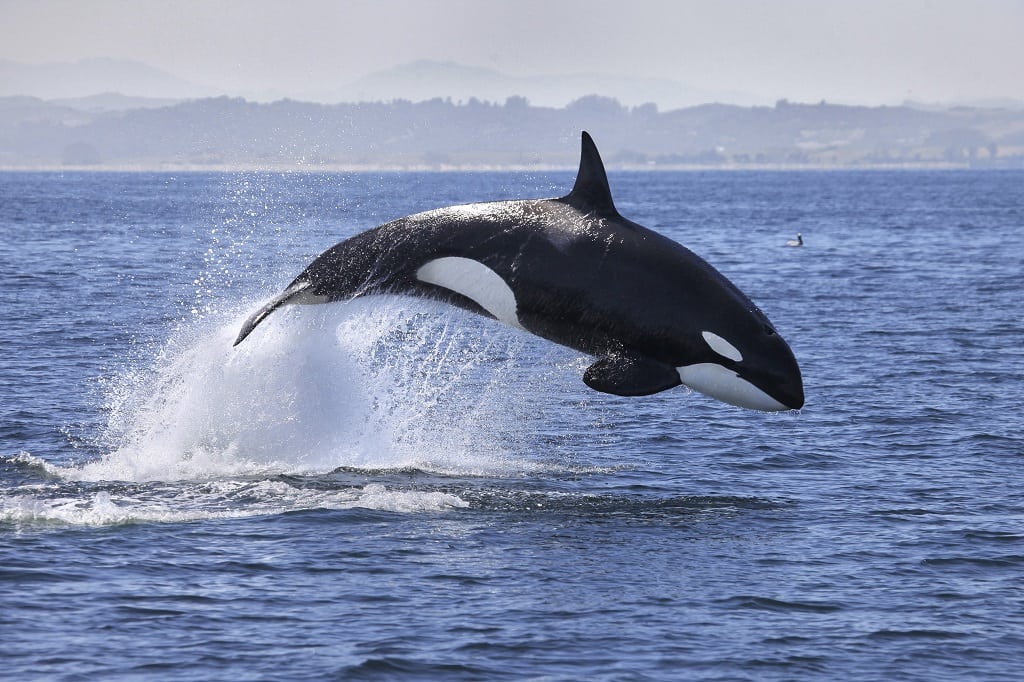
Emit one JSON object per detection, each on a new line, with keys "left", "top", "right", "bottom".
{"left": 582, "top": 353, "right": 682, "bottom": 397}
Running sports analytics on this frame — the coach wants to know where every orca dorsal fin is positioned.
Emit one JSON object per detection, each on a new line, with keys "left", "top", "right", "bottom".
{"left": 563, "top": 131, "right": 618, "bottom": 215}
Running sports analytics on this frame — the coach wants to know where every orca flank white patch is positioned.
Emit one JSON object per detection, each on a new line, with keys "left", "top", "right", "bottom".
{"left": 416, "top": 257, "right": 523, "bottom": 329}
{"left": 702, "top": 330, "right": 743, "bottom": 362}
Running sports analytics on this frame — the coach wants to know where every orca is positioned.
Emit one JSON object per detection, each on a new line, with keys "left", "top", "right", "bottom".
{"left": 234, "top": 132, "right": 804, "bottom": 411}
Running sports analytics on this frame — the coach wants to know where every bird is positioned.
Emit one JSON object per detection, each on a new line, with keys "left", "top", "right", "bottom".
{"left": 786, "top": 233, "right": 804, "bottom": 247}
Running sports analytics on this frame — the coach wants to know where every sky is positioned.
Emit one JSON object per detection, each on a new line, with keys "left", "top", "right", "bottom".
{"left": 2, "top": 0, "right": 1023, "bottom": 106}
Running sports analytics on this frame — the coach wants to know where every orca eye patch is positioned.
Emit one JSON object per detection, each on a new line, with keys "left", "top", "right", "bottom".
{"left": 701, "top": 331, "right": 744, "bottom": 362}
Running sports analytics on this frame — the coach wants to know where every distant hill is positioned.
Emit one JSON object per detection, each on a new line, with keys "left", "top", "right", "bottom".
{"left": 0, "top": 57, "right": 759, "bottom": 109}
{"left": 1, "top": 94, "right": 1023, "bottom": 169}
{"left": 50, "top": 93, "right": 183, "bottom": 113}
{"left": 0, "top": 58, "right": 216, "bottom": 100}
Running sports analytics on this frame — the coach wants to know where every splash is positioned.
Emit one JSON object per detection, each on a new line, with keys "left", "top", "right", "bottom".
{"left": 3, "top": 296, "right": 598, "bottom": 526}
{"left": 65, "top": 296, "right": 585, "bottom": 484}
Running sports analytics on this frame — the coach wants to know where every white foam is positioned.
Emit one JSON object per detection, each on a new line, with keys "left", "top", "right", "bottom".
{"left": 0, "top": 481, "right": 468, "bottom": 527}
{"left": 353, "top": 483, "right": 468, "bottom": 513}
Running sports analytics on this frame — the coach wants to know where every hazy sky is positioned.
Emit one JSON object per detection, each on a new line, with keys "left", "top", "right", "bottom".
{"left": 2, "top": 0, "right": 1023, "bottom": 105}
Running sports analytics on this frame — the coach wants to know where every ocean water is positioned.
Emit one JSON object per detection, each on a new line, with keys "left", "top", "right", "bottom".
{"left": 1, "top": 168, "right": 1022, "bottom": 680}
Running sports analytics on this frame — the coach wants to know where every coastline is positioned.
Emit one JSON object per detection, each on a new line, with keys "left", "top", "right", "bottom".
{"left": 0, "top": 160, "right": 1007, "bottom": 173}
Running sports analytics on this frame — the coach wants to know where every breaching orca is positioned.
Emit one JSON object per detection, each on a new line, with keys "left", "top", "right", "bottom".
{"left": 235, "top": 132, "right": 804, "bottom": 411}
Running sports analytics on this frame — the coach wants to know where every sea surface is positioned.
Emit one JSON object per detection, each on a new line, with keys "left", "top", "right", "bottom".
{"left": 1, "top": 166, "right": 1022, "bottom": 680}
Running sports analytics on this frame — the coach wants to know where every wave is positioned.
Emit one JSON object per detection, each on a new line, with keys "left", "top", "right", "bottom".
{"left": 0, "top": 478, "right": 469, "bottom": 527}
{"left": 1, "top": 456, "right": 768, "bottom": 528}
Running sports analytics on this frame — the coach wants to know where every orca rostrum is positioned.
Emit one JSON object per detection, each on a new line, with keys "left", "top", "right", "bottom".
{"left": 235, "top": 132, "right": 804, "bottom": 411}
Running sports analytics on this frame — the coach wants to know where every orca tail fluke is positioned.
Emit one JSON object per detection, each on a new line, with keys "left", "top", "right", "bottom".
{"left": 233, "top": 281, "right": 312, "bottom": 347}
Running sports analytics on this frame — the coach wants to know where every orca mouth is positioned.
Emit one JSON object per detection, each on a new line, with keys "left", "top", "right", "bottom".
{"left": 742, "top": 366, "right": 804, "bottom": 411}
{"left": 738, "top": 348, "right": 805, "bottom": 411}
{"left": 769, "top": 380, "right": 805, "bottom": 411}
